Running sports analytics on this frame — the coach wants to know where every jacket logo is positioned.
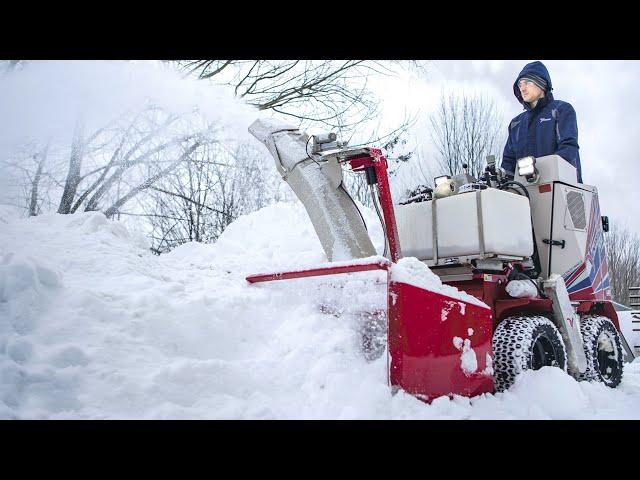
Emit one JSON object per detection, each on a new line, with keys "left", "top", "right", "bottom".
{"left": 540, "top": 117, "right": 552, "bottom": 123}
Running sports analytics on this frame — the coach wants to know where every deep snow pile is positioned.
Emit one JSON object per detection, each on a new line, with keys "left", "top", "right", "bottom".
{"left": 1, "top": 203, "right": 640, "bottom": 419}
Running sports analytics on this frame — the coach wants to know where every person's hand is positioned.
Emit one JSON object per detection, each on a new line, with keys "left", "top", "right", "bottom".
{"left": 498, "top": 167, "right": 513, "bottom": 181}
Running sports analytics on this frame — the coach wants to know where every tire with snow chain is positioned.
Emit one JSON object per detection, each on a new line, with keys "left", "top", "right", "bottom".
{"left": 492, "top": 316, "right": 568, "bottom": 392}
{"left": 576, "top": 316, "right": 623, "bottom": 388}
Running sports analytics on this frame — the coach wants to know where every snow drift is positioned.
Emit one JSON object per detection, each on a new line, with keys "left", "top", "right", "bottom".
{"left": 1, "top": 203, "right": 639, "bottom": 419}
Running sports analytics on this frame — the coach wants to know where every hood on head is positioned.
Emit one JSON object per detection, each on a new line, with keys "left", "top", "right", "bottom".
{"left": 513, "top": 61, "right": 553, "bottom": 106}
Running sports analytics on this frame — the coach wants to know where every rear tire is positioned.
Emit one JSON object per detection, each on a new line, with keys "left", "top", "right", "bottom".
{"left": 576, "top": 316, "right": 624, "bottom": 388}
{"left": 492, "top": 316, "right": 568, "bottom": 392}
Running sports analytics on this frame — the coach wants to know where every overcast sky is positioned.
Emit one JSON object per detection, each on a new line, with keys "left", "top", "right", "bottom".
{"left": 1, "top": 60, "right": 637, "bottom": 235}
{"left": 371, "top": 60, "right": 640, "bottom": 234}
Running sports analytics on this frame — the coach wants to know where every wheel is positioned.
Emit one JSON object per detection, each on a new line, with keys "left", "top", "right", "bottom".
{"left": 576, "top": 316, "right": 624, "bottom": 388}
{"left": 492, "top": 316, "right": 568, "bottom": 392}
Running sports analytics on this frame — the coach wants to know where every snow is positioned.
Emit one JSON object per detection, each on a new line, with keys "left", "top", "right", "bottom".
{"left": 441, "top": 302, "right": 455, "bottom": 322}
{"left": 390, "top": 257, "right": 489, "bottom": 309}
{"left": 506, "top": 279, "right": 539, "bottom": 298}
{"left": 248, "top": 118, "right": 298, "bottom": 143}
{"left": 482, "top": 353, "right": 494, "bottom": 376}
{"left": 453, "top": 336, "right": 478, "bottom": 375}
{"left": 1, "top": 201, "right": 640, "bottom": 419}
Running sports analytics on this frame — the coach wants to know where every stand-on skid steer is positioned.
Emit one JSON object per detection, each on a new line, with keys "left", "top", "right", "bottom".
{"left": 246, "top": 118, "right": 631, "bottom": 401}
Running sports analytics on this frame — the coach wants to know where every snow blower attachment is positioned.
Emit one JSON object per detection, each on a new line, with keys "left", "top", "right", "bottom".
{"left": 246, "top": 117, "right": 629, "bottom": 403}
{"left": 247, "top": 118, "right": 494, "bottom": 401}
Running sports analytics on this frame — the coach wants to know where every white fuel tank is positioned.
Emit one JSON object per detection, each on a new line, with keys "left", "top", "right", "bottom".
{"left": 396, "top": 188, "right": 533, "bottom": 264}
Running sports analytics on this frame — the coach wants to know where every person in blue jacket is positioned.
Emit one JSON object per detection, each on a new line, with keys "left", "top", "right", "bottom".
{"left": 502, "top": 61, "right": 582, "bottom": 183}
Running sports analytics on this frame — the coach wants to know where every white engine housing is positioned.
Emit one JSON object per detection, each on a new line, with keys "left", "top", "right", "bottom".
{"left": 515, "top": 155, "right": 609, "bottom": 298}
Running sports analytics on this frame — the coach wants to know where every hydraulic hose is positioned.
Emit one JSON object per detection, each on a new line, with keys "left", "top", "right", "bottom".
{"left": 370, "top": 183, "right": 389, "bottom": 259}
{"left": 499, "top": 180, "right": 542, "bottom": 278}
{"left": 499, "top": 180, "right": 530, "bottom": 199}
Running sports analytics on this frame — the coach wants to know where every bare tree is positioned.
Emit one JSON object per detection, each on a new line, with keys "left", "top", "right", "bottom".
{"left": 341, "top": 121, "right": 415, "bottom": 208}
{"left": 58, "top": 120, "right": 86, "bottom": 213}
{"left": 3, "top": 60, "right": 423, "bottom": 255}
{"left": 176, "top": 60, "right": 418, "bottom": 153}
{"left": 605, "top": 223, "right": 640, "bottom": 305}
{"left": 103, "top": 139, "right": 204, "bottom": 219}
{"left": 42, "top": 104, "right": 218, "bottom": 219}
{"left": 1, "top": 139, "right": 57, "bottom": 217}
{"left": 28, "top": 142, "right": 49, "bottom": 216}
{"left": 428, "top": 91, "right": 505, "bottom": 179}
{"left": 177, "top": 60, "right": 396, "bottom": 131}
{"left": 134, "top": 141, "right": 277, "bottom": 254}
{"left": 1, "top": 90, "right": 286, "bottom": 253}
{"left": 178, "top": 60, "right": 420, "bottom": 218}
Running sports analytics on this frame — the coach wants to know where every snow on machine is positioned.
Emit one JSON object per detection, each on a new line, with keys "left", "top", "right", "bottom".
{"left": 246, "top": 117, "right": 632, "bottom": 402}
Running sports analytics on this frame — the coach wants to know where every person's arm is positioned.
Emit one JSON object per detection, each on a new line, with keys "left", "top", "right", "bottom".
{"left": 554, "top": 103, "right": 580, "bottom": 170}
{"left": 501, "top": 124, "right": 516, "bottom": 178}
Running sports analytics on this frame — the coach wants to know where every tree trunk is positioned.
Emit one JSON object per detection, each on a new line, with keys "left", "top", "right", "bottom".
{"left": 58, "top": 122, "right": 85, "bottom": 214}
{"left": 29, "top": 143, "right": 49, "bottom": 216}
{"left": 104, "top": 142, "right": 201, "bottom": 219}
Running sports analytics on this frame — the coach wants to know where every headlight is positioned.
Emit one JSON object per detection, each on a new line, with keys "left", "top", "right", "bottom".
{"left": 517, "top": 156, "right": 536, "bottom": 177}
{"left": 434, "top": 175, "right": 451, "bottom": 187}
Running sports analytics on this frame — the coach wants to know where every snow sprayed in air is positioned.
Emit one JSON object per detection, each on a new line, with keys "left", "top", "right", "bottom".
{"left": 1, "top": 201, "right": 639, "bottom": 419}
{"left": 0, "top": 61, "right": 258, "bottom": 151}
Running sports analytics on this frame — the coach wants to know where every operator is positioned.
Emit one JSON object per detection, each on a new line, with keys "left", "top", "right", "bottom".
{"left": 501, "top": 61, "right": 582, "bottom": 183}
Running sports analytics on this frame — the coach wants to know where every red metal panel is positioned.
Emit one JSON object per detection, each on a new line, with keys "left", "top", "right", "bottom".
{"left": 369, "top": 149, "right": 402, "bottom": 263}
{"left": 346, "top": 149, "right": 402, "bottom": 263}
{"left": 347, "top": 156, "right": 374, "bottom": 171}
{"left": 494, "top": 298, "right": 554, "bottom": 322}
{"left": 245, "top": 260, "right": 391, "bottom": 283}
{"left": 576, "top": 300, "right": 621, "bottom": 331}
{"left": 388, "top": 281, "right": 494, "bottom": 402}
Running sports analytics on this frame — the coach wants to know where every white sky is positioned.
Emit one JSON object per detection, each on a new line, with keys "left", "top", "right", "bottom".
{"left": 370, "top": 60, "right": 640, "bottom": 234}
{"left": 1, "top": 60, "right": 637, "bottom": 235}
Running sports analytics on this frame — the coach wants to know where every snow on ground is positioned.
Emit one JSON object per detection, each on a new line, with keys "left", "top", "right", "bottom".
{"left": 1, "top": 202, "right": 639, "bottom": 419}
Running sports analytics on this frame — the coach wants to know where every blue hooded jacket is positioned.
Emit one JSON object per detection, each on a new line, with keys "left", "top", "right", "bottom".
{"left": 502, "top": 61, "right": 582, "bottom": 183}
